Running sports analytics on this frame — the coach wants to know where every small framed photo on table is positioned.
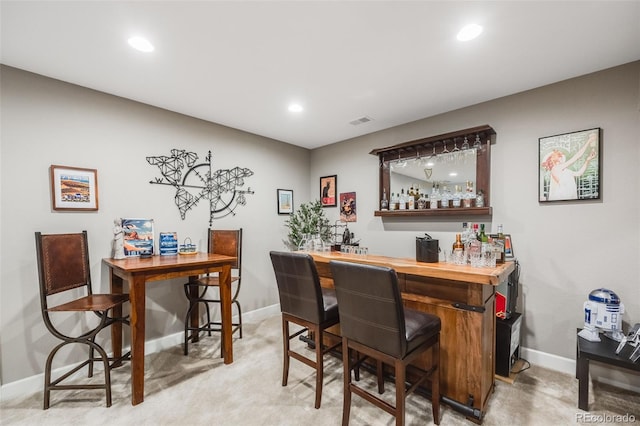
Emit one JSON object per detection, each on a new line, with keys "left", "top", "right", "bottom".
{"left": 277, "top": 189, "right": 294, "bottom": 215}
{"left": 504, "top": 235, "right": 514, "bottom": 259}
{"left": 50, "top": 165, "right": 98, "bottom": 211}
{"left": 320, "top": 175, "right": 337, "bottom": 207}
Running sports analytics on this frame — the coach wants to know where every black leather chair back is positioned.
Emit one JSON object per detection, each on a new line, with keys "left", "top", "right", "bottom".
{"left": 270, "top": 251, "right": 326, "bottom": 324}
{"left": 330, "top": 260, "right": 407, "bottom": 358}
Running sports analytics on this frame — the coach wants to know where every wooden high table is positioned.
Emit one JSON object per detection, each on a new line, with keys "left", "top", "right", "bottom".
{"left": 103, "top": 253, "right": 236, "bottom": 405}
{"left": 308, "top": 251, "right": 515, "bottom": 423}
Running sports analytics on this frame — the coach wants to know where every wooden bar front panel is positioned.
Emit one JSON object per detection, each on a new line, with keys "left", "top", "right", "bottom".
{"left": 309, "top": 252, "right": 513, "bottom": 419}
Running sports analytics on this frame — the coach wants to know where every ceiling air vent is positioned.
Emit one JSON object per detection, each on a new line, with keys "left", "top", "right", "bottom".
{"left": 349, "top": 116, "right": 373, "bottom": 126}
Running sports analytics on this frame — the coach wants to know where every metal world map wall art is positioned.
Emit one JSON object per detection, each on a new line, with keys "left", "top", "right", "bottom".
{"left": 147, "top": 149, "right": 254, "bottom": 225}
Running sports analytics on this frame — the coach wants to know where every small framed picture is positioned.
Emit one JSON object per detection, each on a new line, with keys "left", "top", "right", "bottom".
{"left": 121, "top": 218, "right": 154, "bottom": 257}
{"left": 539, "top": 128, "right": 601, "bottom": 202}
{"left": 277, "top": 189, "right": 294, "bottom": 215}
{"left": 504, "top": 234, "right": 514, "bottom": 259}
{"left": 320, "top": 175, "right": 337, "bottom": 207}
{"left": 50, "top": 165, "right": 98, "bottom": 211}
{"left": 339, "top": 192, "right": 357, "bottom": 222}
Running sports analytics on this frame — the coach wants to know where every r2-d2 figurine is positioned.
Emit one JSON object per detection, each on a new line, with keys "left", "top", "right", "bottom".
{"left": 578, "top": 288, "right": 625, "bottom": 342}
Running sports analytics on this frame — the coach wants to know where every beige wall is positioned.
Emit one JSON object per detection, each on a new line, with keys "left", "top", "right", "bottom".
{"left": 2, "top": 61, "right": 639, "bottom": 397}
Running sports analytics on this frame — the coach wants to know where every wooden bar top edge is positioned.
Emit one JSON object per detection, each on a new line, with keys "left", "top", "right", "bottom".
{"left": 307, "top": 251, "right": 515, "bottom": 285}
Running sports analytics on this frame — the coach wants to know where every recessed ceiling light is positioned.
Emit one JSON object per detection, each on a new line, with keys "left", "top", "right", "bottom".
{"left": 128, "top": 36, "right": 154, "bottom": 52}
{"left": 288, "top": 103, "right": 303, "bottom": 113}
{"left": 457, "top": 24, "right": 483, "bottom": 42}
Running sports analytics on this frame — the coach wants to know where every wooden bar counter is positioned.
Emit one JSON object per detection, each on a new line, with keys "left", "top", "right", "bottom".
{"left": 306, "top": 251, "right": 515, "bottom": 423}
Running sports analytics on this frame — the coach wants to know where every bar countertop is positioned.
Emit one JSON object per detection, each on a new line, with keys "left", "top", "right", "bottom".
{"left": 306, "top": 251, "right": 515, "bottom": 286}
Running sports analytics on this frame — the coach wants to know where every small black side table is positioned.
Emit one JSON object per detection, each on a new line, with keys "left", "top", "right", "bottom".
{"left": 576, "top": 328, "right": 640, "bottom": 410}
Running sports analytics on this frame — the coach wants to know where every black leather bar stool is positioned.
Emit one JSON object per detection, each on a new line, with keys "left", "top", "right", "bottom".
{"left": 330, "top": 260, "right": 441, "bottom": 425}
{"left": 269, "top": 251, "right": 340, "bottom": 409}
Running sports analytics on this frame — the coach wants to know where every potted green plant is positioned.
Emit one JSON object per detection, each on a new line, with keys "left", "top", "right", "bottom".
{"left": 284, "top": 200, "right": 332, "bottom": 250}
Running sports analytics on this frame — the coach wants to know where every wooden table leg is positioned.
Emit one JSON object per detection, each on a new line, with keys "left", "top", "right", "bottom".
{"left": 219, "top": 265, "right": 233, "bottom": 364}
{"left": 130, "top": 275, "right": 146, "bottom": 405}
{"left": 109, "top": 269, "right": 123, "bottom": 364}
{"left": 188, "top": 275, "right": 200, "bottom": 343}
{"left": 577, "top": 351, "right": 589, "bottom": 410}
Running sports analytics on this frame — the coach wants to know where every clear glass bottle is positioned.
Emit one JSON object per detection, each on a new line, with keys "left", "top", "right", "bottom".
{"left": 495, "top": 224, "right": 505, "bottom": 263}
{"left": 429, "top": 183, "right": 440, "bottom": 209}
{"left": 463, "top": 180, "right": 475, "bottom": 208}
{"left": 407, "top": 188, "right": 415, "bottom": 209}
{"left": 452, "top": 185, "right": 462, "bottom": 208}
{"left": 440, "top": 185, "right": 450, "bottom": 208}
{"left": 461, "top": 222, "right": 470, "bottom": 245}
{"left": 390, "top": 192, "right": 397, "bottom": 210}
{"left": 475, "top": 189, "right": 485, "bottom": 208}
{"left": 380, "top": 188, "right": 389, "bottom": 210}
{"left": 398, "top": 189, "right": 406, "bottom": 210}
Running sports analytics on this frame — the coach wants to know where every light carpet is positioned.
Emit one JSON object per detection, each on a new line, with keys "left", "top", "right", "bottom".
{"left": 1, "top": 314, "right": 638, "bottom": 425}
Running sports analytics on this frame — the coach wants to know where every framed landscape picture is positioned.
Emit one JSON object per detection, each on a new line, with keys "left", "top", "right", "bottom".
{"left": 50, "top": 165, "right": 98, "bottom": 211}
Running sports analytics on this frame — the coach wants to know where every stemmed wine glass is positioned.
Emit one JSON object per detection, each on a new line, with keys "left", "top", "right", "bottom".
{"left": 461, "top": 136, "right": 470, "bottom": 150}
{"left": 473, "top": 134, "right": 482, "bottom": 148}
{"left": 440, "top": 140, "right": 450, "bottom": 164}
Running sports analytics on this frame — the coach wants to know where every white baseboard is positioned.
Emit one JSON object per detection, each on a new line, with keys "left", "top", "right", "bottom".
{"left": 520, "top": 346, "right": 640, "bottom": 393}
{"left": 0, "top": 304, "right": 281, "bottom": 402}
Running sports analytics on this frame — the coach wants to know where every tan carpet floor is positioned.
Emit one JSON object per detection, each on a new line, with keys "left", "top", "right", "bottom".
{"left": 1, "top": 314, "right": 638, "bottom": 425}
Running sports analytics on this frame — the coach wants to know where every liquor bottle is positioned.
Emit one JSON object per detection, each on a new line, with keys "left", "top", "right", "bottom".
{"left": 414, "top": 184, "right": 422, "bottom": 203}
{"left": 440, "top": 185, "right": 450, "bottom": 208}
{"left": 468, "top": 223, "right": 481, "bottom": 255}
{"left": 495, "top": 224, "right": 506, "bottom": 263}
{"left": 429, "top": 183, "right": 440, "bottom": 209}
{"left": 417, "top": 192, "right": 428, "bottom": 210}
{"left": 452, "top": 233, "right": 464, "bottom": 252}
{"left": 399, "top": 189, "right": 406, "bottom": 210}
{"left": 451, "top": 185, "right": 462, "bottom": 208}
{"left": 380, "top": 188, "right": 389, "bottom": 211}
{"left": 461, "top": 222, "right": 470, "bottom": 244}
{"left": 478, "top": 223, "right": 489, "bottom": 253}
{"left": 407, "top": 191, "right": 415, "bottom": 209}
{"left": 390, "top": 192, "right": 397, "bottom": 210}
{"left": 463, "top": 180, "right": 475, "bottom": 208}
{"left": 476, "top": 189, "right": 485, "bottom": 208}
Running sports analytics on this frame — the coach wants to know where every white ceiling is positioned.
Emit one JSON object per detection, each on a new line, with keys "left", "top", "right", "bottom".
{"left": 2, "top": 1, "right": 639, "bottom": 149}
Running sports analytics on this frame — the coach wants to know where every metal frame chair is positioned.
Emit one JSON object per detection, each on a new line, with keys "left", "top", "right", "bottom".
{"left": 330, "top": 260, "right": 441, "bottom": 425}
{"left": 184, "top": 229, "right": 243, "bottom": 357}
{"left": 270, "top": 251, "right": 341, "bottom": 409}
{"left": 35, "top": 231, "right": 130, "bottom": 409}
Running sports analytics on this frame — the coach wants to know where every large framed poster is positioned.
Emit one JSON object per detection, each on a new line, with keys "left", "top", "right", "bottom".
{"left": 539, "top": 128, "right": 600, "bottom": 202}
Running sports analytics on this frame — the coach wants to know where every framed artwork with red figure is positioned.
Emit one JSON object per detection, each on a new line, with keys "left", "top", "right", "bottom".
{"left": 320, "top": 175, "right": 337, "bottom": 207}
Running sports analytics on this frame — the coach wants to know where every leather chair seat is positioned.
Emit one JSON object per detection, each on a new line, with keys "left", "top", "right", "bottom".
{"left": 404, "top": 308, "right": 441, "bottom": 354}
